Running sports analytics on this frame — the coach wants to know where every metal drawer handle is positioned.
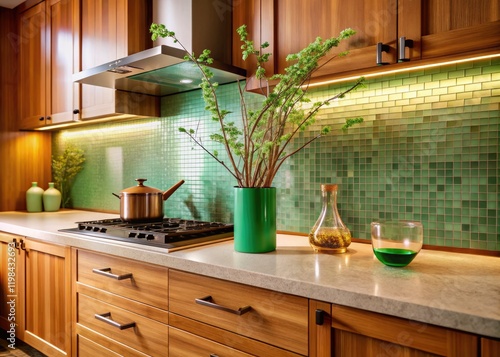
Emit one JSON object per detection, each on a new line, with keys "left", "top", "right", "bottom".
{"left": 92, "top": 267, "right": 133, "bottom": 280}
{"left": 95, "top": 312, "right": 136, "bottom": 330}
{"left": 195, "top": 295, "right": 251, "bottom": 315}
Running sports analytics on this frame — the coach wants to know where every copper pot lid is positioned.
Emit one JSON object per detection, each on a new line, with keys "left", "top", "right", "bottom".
{"left": 121, "top": 178, "right": 163, "bottom": 195}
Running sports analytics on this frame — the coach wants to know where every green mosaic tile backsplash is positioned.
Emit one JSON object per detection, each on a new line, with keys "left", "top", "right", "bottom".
{"left": 53, "top": 58, "right": 500, "bottom": 251}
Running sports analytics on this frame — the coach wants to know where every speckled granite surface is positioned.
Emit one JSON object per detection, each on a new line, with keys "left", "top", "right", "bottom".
{"left": 0, "top": 210, "right": 498, "bottom": 338}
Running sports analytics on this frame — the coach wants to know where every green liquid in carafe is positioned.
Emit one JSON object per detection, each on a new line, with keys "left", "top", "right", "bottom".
{"left": 373, "top": 248, "right": 418, "bottom": 267}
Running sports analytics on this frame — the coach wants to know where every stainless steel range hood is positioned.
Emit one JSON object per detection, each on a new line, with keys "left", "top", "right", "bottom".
{"left": 73, "top": 45, "right": 246, "bottom": 97}
{"left": 73, "top": 0, "right": 246, "bottom": 97}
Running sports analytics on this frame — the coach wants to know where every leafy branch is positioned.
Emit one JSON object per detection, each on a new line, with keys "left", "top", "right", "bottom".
{"left": 52, "top": 145, "right": 85, "bottom": 208}
{"left": 150, "top": 23, "right": 364, "bottom": 187}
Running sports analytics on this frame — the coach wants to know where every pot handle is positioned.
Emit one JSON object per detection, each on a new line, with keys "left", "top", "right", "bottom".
{"left": 112, "top": 193, "right": 120, "bottom": 199}
{"left": 162, "top": 180, "right": 185, "bottom": 201}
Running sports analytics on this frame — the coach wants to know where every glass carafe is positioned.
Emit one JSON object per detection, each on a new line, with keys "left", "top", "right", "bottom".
{"left": 309, "top": 184, "right": 351, "bottom": 253}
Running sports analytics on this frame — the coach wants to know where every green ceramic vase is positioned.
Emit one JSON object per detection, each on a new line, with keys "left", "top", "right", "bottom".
{"left": 26, "top": 182, "right": 44, "bottom": 212}
{"left": 43, "top": 182, "right": 62, "bottom": 212}
{"left": 234, "top": 187, "right": 276, "bottom": 253}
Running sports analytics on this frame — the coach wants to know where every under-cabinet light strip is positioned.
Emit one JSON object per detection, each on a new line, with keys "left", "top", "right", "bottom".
{"left": 306, "top": 53, "right": 500, "bottom": 88}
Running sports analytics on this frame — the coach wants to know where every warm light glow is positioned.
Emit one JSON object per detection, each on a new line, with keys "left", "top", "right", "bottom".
{"left": 59, "top": 121, "right": 161, "bottom": 138}
{"left": 35, "top": 115, "right": 153, "bottom": 131}
{"left": 306, "top": 53, "right": 500, "bottom": 88}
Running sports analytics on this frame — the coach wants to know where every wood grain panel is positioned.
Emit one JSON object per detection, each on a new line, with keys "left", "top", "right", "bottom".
{"left": 309, "top": 300, "right": 331, "bottom": 357}
{"left": 18, "top": 2, "right": 47, "bottom": 129}
{"left": 76, "top": 283, "right": 169, "bottom": 325}
{"left": 22, "top": 239, "right": 72, "bottom": 357}
{"left": 169, "top": 269, "right": 309, "bottom": 355}
{"left": 46, "top": 0, "right": 77, "bottom": 125}
{"left": 169, "top": 313, "right": 302, "bottom": 357}
{"left": 77, "top": 249, "right": 169, "bottom": 310}
{"left": 0, "top": 7, "right": 52, "bottom": 212}
{"left": 421, "top": 21, "right": 500, "bottom": 59}
{"left": 332, "top": 304, "right": 478, "bottom": 356}
{"left": 80, "top": 0, "right": 152, "bottom": 120}
{"left": 422, "top": 0, "right": 500, "bottom": 34}
{"left": 275, "top": 0, "right": 398, "bottom": 74}
{"left": 169, "top": 326, "right": 253, "bottom": 357}
{"left": 78, "top": 293, "right": 168, "bottom": 357}
{"left": 76, "top": 326, "right": 150, "bottom": 357}
{"left": 78, "top": 334, "right": 123, "bottom": 357}
{"left": 481, "top": 337, "right": 500, "bottom": 357}
{"left": 24, "top": 242, "right": 68, "bottom": 345}
{"left": 0, "top": 233, "right": 20, "bottom": 331}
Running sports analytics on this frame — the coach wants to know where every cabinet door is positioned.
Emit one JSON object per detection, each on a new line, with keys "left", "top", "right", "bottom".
{"left": 80, "top": 0, "right": 152, "bottom": 120}
{"left": 417, "top": 0, "right": 500, "bottom": 59}
{"left": 275, "top": 0, "right": 398, "bottom": 78}
{"left": 19, "top": 2, "right": 47, "bottom": 129}
{"left": 46, "top": 0, "right": 79, "bottom": 125}
{"left": 232, "top": 0, "right": 275, "bottom": 90}
{"left": 331, "top": 304, "right": 479, "bottom": 356}
{"left": 481, "top": 337, "right": 500, "bottom": 357}
{"left": 0, "top": 233, "right": 20, "bottom": 331}
{"left": 20, "top": 239, "right": 71, "bottom": 357}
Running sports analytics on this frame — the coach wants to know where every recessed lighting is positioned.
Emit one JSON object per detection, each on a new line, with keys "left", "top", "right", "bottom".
{"left": 180, "top": 79, "right": 193, "bottom": 84}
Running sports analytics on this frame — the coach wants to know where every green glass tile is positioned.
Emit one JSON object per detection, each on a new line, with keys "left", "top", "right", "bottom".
{"left": 51, "top": 58, "right": 500, "bottom": 252}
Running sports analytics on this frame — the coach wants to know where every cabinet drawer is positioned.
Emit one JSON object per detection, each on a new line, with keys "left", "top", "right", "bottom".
{"left": 78, "top": 293, "right": 168, "bottom": 357}
{"left": 169, "top": 327, "right": 252, "bottom": 356}
{"left": 77, "top": 250, "right": 168, "bottom": 310}
{"left": 169, "top": 270, "right": 309, "bottom": 355}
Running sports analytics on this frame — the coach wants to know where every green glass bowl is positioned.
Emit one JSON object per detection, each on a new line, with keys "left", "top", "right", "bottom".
{"left": 371, "top": 220, "right": 423, "bottom": 267}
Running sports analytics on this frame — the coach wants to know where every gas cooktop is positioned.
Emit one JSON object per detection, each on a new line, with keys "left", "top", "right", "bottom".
{"left": 59, "top": 217, "right": 234, "bottom": 251}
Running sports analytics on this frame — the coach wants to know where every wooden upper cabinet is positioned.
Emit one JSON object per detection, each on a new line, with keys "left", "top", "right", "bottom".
{"left": 19, "top": 2, "right": 47, "bottom": 129}
{"left": 232, "top": 0, "right": 276, "bottom": 90}
{"left": 233, "top": 0, "right": 499, "bottom": 85}
{"left": 18, "top": 0, "right": 78, "bottom": 130}
{"left": 277, "top": 0, "right": 398, "bottom": 78}
{"left": 416, "top": 0, "right": 500, "bottom": 59}
{"left": 79, "top": 0, "right": 156, "bottom": 120}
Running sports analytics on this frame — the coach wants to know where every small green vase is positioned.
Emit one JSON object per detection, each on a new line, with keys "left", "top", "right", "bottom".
{"left": 43, "top": 182, "right": 62, "bottom": 212}
{"left": 234, "top": 187, "right": 276, "bottom": 253}
{"left": 26, "top": 182, "right": 44, "bottom": 212}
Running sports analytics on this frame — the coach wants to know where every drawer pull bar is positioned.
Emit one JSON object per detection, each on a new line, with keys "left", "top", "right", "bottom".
{"left": 92, "top": 267, "right": 133, "bottom": 280}
{"left": 95, "top": 312, "right": 136, "bottom": 330}
{"left": 195, "top": 295, "right": 251, "bottom": 315}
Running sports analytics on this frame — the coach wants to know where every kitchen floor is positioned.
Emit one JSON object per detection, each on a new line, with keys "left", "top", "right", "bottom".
{"left": 0, "top": 330, "right": 46, "bottom": 357}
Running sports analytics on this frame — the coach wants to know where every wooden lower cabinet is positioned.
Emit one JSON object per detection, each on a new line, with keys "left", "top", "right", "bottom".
{"left": 21, "top": 239, "right": 72, "bottom": 357}
{"left": 0, "top": 234, "right": 72, "bottom": 357}
{"left": 169, "top": 269, "right": 309, "bottom": 356}
{"left": 0, "top": 233, "right": 20, "bottom": 331}
{"left": 481, "top": 337, "right": 500, "bottom": 357}
{"left": 329, "top": 304, "right": 479, "bottom": 357}
{"left": 73, "top": 249, "right": 169, "bottom": 356}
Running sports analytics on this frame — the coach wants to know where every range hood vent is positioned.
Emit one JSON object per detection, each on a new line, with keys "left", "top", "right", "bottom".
{"left": 73, "top": 45, "right": 246, "bottom": 96}
{"left": 73, "top": 0, "right": 246, "bottom": 97}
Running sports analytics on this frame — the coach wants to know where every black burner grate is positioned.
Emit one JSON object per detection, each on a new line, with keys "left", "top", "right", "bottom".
{"left": 60, "top": 217, "right": 234, "bottom": 250}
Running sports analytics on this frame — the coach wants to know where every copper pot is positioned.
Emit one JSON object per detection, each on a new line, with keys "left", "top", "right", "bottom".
{"left": 112, "top": 178, "right": 184, "bottom": 222}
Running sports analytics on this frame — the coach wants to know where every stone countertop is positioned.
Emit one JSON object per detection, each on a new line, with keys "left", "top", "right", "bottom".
{"left": 0, "top": 210, "right": 499, "bottom": 338}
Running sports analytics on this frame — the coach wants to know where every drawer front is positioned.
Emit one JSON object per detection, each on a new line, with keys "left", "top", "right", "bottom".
{"left": 78, "top": 293, "right": 168, "bottom": 356}
{"left": 77, "top": 331, "right": 150, "bottom": 357}
{"left": 169, "top": 270, "right": 309, "bottom": 355}
{"left": 169, "top": 327, "right": 252, "bottom": 357}
{"left": 78, "top": 335, "right": 122, "bottom": 357}
{"left": 77, "top": 249, "right": 168, "bottom": 310}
